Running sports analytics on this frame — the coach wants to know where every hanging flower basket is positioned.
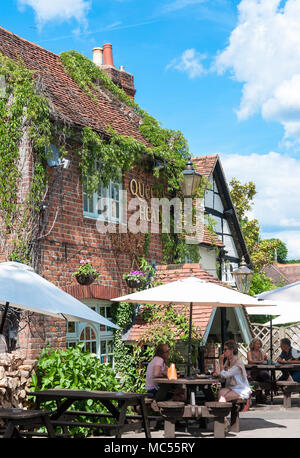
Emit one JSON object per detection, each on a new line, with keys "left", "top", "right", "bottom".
{"left": 72, "top": 260, "right": 99, "bottom": 286}
{"left": 74, "top": 273, "right": 98, "bottom": 286}
{"left": 123, "top": 270, "right": 148, "bottom": 290}
{"left": 125, "top": 278, "right": 143, "bottom": 289}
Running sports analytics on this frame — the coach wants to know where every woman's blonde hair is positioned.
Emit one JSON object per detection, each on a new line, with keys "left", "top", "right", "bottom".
{"left": 249, "top": 338, "right": 262, "bottom": 351}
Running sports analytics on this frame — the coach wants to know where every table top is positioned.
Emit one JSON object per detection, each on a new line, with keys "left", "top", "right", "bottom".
{"left": 152, "top": 376, "right": 218, "bottom": 385}
{"left": 246, "top": 363, "right": 299, "bottom": 370}
{"left": 28, "top": 389, "right": 148, "bottom": 401}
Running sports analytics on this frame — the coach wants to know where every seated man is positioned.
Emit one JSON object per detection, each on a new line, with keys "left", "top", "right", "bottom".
{"left": 277, "top": 338, "right": 300, "bottom": 382}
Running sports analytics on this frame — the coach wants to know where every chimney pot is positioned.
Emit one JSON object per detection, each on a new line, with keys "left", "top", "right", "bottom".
{"left": 120, "top": 65, "right": 125, "bottom": 72}
{"left": 93, "top": 47, "right": 103, "bottom": 66}
{"left": 103, "top": 43, "right": 114, "bottom": 67}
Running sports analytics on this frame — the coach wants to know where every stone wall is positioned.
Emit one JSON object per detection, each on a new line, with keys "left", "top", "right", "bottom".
{"left": 0, "top": 351, "right": 36, "bottom": 409}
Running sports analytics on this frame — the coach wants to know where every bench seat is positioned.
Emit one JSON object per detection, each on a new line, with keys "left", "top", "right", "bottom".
{"left": 276, "top": 381, "right": 300, "bottom": 408}
{"left": 0, "top": 408, "right": 56, "bottom": 438}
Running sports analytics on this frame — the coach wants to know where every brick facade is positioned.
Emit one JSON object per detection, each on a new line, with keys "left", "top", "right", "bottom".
{"left": 14, "top": 146, "right": 165, "bottom": 359}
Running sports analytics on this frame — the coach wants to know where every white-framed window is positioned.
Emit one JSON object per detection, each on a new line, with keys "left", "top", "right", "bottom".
{"left": 66, "top": 299, "right": 114, "bottom": 366}
{"left": 83, "top": 174, "right": 123, "bottom": 223}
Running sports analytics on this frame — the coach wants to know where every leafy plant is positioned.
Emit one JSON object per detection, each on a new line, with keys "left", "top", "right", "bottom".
{"left": 72, "top": 259, "right": 99, "bottom": 278}
{"left": 30, "top": 344, "right": 121, "bottom": 436}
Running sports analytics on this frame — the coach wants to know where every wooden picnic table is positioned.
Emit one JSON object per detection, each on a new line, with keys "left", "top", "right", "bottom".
{"left": 28, "top": 389, "right": 151, "bottom": 438}
{"left": 153, "top": 375, "right": 218, "bottom": 403}
{"left": 245, "top": 363, "right": 300, "bottom": 403}
{"left": 152, "top": 376, "right": 245, "bottom": 438}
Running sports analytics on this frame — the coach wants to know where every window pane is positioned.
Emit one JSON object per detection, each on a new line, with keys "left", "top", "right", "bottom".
{"left": 214, "top": 194, "right": 223, "bottom": 213}
{"left": 101, "top": 341, "right": 106, "bottom": 354}
{"left": 67, "top": 322, "right": 75, "bottom": 333}
{"left": 223, "top": 234, "right": 239, "bottom": 257}
{"left": 223, "top": 218, "right": 231, "bottom": 235}
{"left": 107, "top": 340, "right": 113, "bottom": 353}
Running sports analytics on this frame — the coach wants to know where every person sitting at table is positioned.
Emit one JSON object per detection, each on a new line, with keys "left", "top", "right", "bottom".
{"left": 247, "top": 338, "right": 271, "bottom": 382}
{"left": 277, "top": 338, "right": 300, "bottom": 382}
{"left": 145, "top": 343, "right": 171, "bottom": 401}
{"left": 145, "top": 343, "right": 185, "bottom": 402}
{"left": 213, "top": 339, "right": 252, "bottom": 405}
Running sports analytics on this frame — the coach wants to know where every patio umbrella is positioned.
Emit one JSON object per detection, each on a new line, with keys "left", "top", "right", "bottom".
{"left": 0, "top": 262, "right": 120, "bottom": 334}
{"left": 111, "top": 276, "right": 274, "bottom": 376}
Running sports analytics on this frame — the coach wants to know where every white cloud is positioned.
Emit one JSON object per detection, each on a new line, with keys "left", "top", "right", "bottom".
{"left": 18, "top": 0, "right": 91, "bottom": 28}
{"left": 214, "top": 0, "right": 300, "bottom": 144}
{"left": 220, "top": 151, "right": 300, "bottom": 259}
{"left": 261, "top": 230, "right": 300, "bottom": 259}
{"left": 166, "top": 48, "right": 207, "bottom": 79}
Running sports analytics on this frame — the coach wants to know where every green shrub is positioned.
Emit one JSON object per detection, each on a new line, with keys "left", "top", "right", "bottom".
{"left": 30, "top": 344, "right": 121, "bottom": 436}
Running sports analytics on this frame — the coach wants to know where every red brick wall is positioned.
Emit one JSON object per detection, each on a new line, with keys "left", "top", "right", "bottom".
{"left": 15, "top": 147, "right": 165, "bottom": 359}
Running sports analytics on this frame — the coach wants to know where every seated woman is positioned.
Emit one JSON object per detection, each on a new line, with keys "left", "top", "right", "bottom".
{"left": 247, "top": 338, "right": 271, "bottom": 383}
{"left": 145, "top": 343, "right": 184, "bottom": 402}
{"left": 213, "top": 339, "right": 252, "bottom": 404}
{"left": 145, "top": 343, "right": 170, "bottom": 401}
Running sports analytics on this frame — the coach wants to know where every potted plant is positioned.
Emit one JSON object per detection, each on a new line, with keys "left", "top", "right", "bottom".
{"left": 72, "top": 260, "right": 99, "bottom": 286}
{"left": 123, "top": 270, "right": 148, "bottom": 289}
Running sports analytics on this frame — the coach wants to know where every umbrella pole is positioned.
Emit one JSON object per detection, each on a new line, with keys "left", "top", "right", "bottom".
{"left": 187, "top": 302, "right": 193, "bottom": 378}
{"left": 0, "top": 302, "right": 10, "bottom": 335}
{"left": 270, "top": 315, "right": 273, "bottom": 362}
{"left": 221, "top": 308, "right": 227, "bottom": 350}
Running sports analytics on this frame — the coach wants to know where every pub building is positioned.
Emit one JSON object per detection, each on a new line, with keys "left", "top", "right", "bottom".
{"left": 0, "top": 27, "right": 253, "bottom": 369}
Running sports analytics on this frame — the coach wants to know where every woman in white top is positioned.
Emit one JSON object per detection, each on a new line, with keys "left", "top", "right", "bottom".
{"left": 214, "top": 339, "right": 252, "bottom": 402}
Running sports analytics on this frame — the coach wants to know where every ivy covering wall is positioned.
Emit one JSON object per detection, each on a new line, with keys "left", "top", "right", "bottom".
{"left": 0, "top": 49, "right": 204, "bottom": 386}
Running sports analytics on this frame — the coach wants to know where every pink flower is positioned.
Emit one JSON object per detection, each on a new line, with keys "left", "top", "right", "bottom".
{"left": 80, "top": 259, "right": 91, "bottom": 265}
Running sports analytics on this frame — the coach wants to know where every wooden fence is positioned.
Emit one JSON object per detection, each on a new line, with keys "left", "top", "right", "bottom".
{"left": 239, "top": 323, "right": 300, "bottom": 363}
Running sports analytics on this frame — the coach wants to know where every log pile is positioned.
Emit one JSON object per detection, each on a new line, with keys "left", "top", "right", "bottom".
{"left": 0, "top": 351, "right": 36, "bottom": 409}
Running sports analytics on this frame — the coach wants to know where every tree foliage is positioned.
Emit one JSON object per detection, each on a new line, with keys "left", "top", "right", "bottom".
{"left": 229, "top": 178, "right": 287, "bottom": 296}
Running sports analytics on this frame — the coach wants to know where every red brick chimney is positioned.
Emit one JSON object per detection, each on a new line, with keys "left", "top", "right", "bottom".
{"left": 93, "top": 43, "right": 136, "bottom": 99}
{"left": 103, "top": 43, "right": 114, "bottom": 66}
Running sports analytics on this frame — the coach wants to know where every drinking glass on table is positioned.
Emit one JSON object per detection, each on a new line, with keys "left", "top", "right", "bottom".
{"left": 207, "top": 364, "right": 214, "bottom": 375}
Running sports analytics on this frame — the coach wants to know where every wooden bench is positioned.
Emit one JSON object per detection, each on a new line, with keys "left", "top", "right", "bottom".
{"left": 229, "top": 399, "right": 247, "bottom": 433}
{"left": 203, "top": 402, "right": 232, "bottom": 438}
{"left": 157, "top": 400, "right": 238, "bottom": 438}
{"left": 276, "top": 381, "right": 300, "bottom": 408}
{"left": 0, "top": 409, "right": 56, "bottom": 438}
{"left": 157, "top": 401, "right": 185, "bottom": 438}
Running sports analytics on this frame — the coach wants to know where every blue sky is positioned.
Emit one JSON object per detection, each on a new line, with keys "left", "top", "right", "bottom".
{"left": 2, "top": 0, "right": 300, "bottom": 259}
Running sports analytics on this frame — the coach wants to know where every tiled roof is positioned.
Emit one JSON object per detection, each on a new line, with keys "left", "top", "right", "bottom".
{"left": 124, "top": 263, "right": 228, "bottom": 342}
{"left": 273, "top": 263, "right": 300, "bottom": 284}
{"left": 263, "top": 264, "right": 289, "bottom": 286}
{"left": 192, "top": 154, "right": 219, "bottom": 178}
{"left": 0, "top": 27, "right": 150, "bottom": 144}
{"left": 202, "top": 225, "right": 224, "bottom": 247}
